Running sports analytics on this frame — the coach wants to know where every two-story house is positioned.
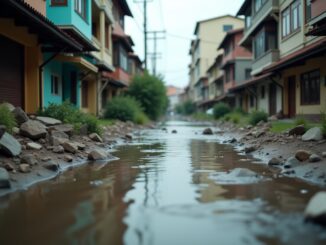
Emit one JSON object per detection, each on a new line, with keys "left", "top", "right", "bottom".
{"left": 188, "top": 15, "right": 244, "bottom": 106}
{"left": 0, "top": 0, "right": 83, "bottom": 114}
{"left": 263, "top": 0, "right": 326, "bottom": 119}
{"left": 218, "top": 28, "right": 252, "bottom": 109}
{"left": 45, "top": 0, "right": 99, "bottom": 114}
{"left": 237, "top": 0, "right": 283, "bottom": 116}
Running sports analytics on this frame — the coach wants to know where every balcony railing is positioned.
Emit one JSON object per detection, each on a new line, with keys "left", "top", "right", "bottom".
{"left": 252, "top": 49, "right": 279, "bottom": 75}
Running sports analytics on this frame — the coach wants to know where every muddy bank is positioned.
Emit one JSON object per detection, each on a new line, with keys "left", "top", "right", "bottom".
{"left": 207, "top": 121, "right": 326, "bottom": 186}
{"left": 0, "top": 119, "right": 149, "bottom": 197}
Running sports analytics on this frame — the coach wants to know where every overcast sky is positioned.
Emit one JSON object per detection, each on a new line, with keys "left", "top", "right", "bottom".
{"left": 126, "top": 0, "right": 244, "bottom": 88}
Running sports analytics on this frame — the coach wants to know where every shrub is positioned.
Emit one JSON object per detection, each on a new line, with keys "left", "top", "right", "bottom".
{"left": 104, "top": 96, "right": 148, "bottom": 124}
{"left": 127, "top": 72, "right": 168, "bottom": 120}
{"left": 39, "top": 101, "right": 102, "bottom": 135}
{"left": 192, "top": 112, "right": 213, "bottom": 121}
{"left": 0, "top": 104, "right": 17, "bottom": 133}
{"left": 295, "top": 116, "right": 308, "bottom": 129}
{"left": 175, "top": 100, "right": 196, "bottom": 115}
{"left": 249, "top": 110, "right": 268, "bottom": 126}
{"left": 231, "top": 114, "right": 241, "bottom": 124}
{"left": 321, "top": 112, "right": 326, "bottom": 137}
{"left": 213, "top": 102, "right": 231, "bottom": 119}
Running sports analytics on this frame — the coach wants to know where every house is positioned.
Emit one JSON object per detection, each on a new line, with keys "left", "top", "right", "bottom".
{"left": 237, "top": 0, "right": 283, "bottom": 116}
{"left": 166, "top": 86, "right": 184, "bottom": 115}
{"left": 99, "top": 0, "right": 133, "bottom": 113}
{"left": 188, "top": 15, "right": 244, "bottom": 106}
{"left": 0, "top": 0, "right": 82, "bottom": 114}
{"left": 128, "top": 53, "right": 143, "bottom": 77}
{"left": 218, "top": 28, "right": 252, "bottom": 111}
{"left": 45, "top": 0, "right": 99, "bottom": 114}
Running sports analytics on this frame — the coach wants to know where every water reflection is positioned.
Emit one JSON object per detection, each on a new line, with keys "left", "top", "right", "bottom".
{"left": 0, "top": 121, "right": 325, "bottom": 245}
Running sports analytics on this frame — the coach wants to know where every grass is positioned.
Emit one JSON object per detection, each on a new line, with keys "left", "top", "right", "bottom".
{"left": 191, "top": 112, "right": 214, "bottom": 121}
{"left": 270, "top": 121, "right": 322, "bottom": 133}
{"left": 99, "top": 119, "right": 116, "bottom": 126}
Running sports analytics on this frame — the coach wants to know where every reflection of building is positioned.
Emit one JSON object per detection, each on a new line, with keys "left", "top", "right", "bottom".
{"left": 166, "top": 85, "right": 184, "bottom": 114}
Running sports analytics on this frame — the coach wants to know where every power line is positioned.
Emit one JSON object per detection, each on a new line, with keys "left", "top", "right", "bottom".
{"left": 166, "top": 32, "right": 220, "bottom": 45}
{"left": 147, "top": 30, "right": 166, "bottom": 75}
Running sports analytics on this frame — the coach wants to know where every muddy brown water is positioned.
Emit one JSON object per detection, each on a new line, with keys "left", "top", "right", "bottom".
{"left": 0, "top": 121, "right": 326, "bottom": 245}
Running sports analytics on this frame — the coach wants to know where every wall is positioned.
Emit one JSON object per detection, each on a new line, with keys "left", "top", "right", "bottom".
{"left": 311, "top": 0, "right": 326, "bottom": 19}
{"left": 235, "top": 59, "right": 252, "bottom": 83}
{"left": 24, "top": 0, "right": 46, "bottom": 16}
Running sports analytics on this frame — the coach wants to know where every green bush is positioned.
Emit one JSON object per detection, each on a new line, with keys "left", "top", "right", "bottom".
{"left": 249, "top": 110, "right": 268, "bottom": 126}
{"left": 0, "top": 104, "right": 17, "bottom": 133}
{"left": 295, "top": 116, "right": 308, "bottom": 129}
{"left": 175, "top": 100, "right": 196, "bottom": 115}
{"left": 127, "top": 72, "right": 168, "bottom": 120}
{"left": 192, "top": 112, "right": 213, "bottom": 121}
{"left": 213, "top": 102, "right": 231, "bottom": 119}
{"left": 39, "top": 101, "right": 102, "bottom": 135}
{"left": 104, "top": 96, "right": 148, "bottom": 124}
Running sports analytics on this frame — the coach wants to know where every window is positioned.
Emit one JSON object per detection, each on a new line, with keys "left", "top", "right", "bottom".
{"left": 250, "top": 95, "right": 255, "bottom": 107}
{"left": 245, "top": 69, "right": 252, "bottom": 80}
{"left": 305, "top": 0, "right": 312, "bottom": 23}
{"left": 282, "top": 0, "right": 301, "bottom": 38}
{"left": 223, "top": 25, "right": 233, "bottom": 32}
{"left": 75, "top": 0, "right": 87, "bottom": 20}
{"left": 120, "top": 48, "right": 128, "bottom": 71}
{"left": 255, "top": 0, "right": 266, "bottom": 13}
{"left": 254, "top": 31, "right": 265, "bottom": 58}
{"left": 261, "top": 85, "right": 265, "bottom": 99}
{"left": 51, "top": 75, "right": 60, "bottom": 96}
{"left": 300, "top": 70, "right": 320, "bottom": 105}
{"left": 51, "top": 0, "right": 67, "bottom": 6}
{"left": 81, "top": 81, "right": 88, "bottom": 108}
{"left": 245, "top": 16, "right": 252, "bottom": 29}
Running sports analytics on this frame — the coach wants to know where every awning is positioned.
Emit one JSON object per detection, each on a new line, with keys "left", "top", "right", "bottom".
{"left": 0, "top": 0, "right": 83, "bottom": 52}
{"left": 55, "top": 55, "right": 98, "bottom": 73}
{"left": 229, "top": 72, "right": 273, "bottom": 92}
{"left": 60, "top": 27, "right": 99, "bottom": 52}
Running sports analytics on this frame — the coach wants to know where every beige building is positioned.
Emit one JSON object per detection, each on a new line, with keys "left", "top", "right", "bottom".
{"left": 188, "top": 15, "right": 244, "bottom": 104}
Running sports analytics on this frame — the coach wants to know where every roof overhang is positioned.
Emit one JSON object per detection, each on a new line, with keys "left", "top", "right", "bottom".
{"left": 229, "top": 72, "right": 273, "bottom": 92}
{"left": 55, "top": 55, "right": 98, "bottom": 73}
{"left": 119, "top": 0, "right": 133, "bottom": 17}
{"left": 237, "top": 0, "right": 251, "bottom": 16}
{"left": 0, "top": 0, "right": 82, "bottom": 52}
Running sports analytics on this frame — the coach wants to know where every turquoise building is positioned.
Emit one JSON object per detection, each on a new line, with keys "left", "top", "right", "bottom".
{"left": 43, "top": 0, "right": 98, "bottom": 113}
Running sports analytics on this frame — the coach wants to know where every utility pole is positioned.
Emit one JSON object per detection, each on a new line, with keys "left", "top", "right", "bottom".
{"left": 134, "top": 0, "right": 153, "bottom": 71}
{"left": 147, "top": 30, "right": 165, "bottom": 75}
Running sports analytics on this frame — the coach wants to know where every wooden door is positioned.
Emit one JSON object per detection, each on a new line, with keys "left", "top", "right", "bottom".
{"left": 288, "top": 76, "right": 296, "bottom": 118}
{"left": 269, "top": 83, "right": 277, "bottom": 115}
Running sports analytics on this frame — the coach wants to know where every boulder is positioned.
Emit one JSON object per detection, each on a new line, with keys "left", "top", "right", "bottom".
{"left": 284, "top": 157, "right": 300, "bottom": 169}
{"left": 12, "top": 127, "right": 20, "bottom": 135}
{"left": 64, "top": 155, "right": 73, "bottom": 163}
{"left": 20, "top": 120, "right": 47, "bottom": 140}
{"left": 74, "top": 142, "right": 86, "bottom": 150}
{"left": 51, "top": 130, "right": 69, "bottom": 139}
{"left": 244, "top": 146, "right": 256, "bottom": 154}
{"left": 26, "top": 142, "right": 42, "bottom": 150}
{"left": 89, "top": 133, "right": 103, "bottom": 143}
{"left": 289, "top": 125, "right": 306, "bottom": 136}
{"left": 172, "top": 130, "right": 177, "bottom": 134}
{"left": 125, "top": 134, "right": 133, "bottom": 140}
{"left": 268, "top": 157, "right": 282, "bottom": 166}
{"left": 2, "top": 102, "right": 15, "bottom": 112}
{"left": 309, "top": 154, "right": 322, "bottom": 163}
{"left": 50, "top": 136, "right": 69, "bottom": 146}
{"left": 13, "top": 107, "right": 29, "bottom": 125}
{"left": 36, "top": 116, "right": 62, "bottom": 126}
{"left": 322, "top": 152, "right": 326, "bottom": 158}
{"left": 295, "top": 150, "right": 311, "bottom": 162}
{"left": 202, "top": 128, "right": 213, "bottom": 135}
{"left": 305, "top": 192, "right": 326, "bottom": 227}
{"left": 0, "top": 167, "right": 10, "bottom": 188}
{"left": 43, "top": 161, "right": 60, "bottom": 172}
{"left": 62, "top": 142, "right": 78, "bottom": 154}
{"left": 3, "top": 162, "right": 15, "bottom": 172}
{"left": 52, "top": 124, "right": 74, "bottom": 136}
{"left": 88, "top": 149, "right": 110, "bottom": 161}
{"left": 302, "top": 127, "right": 323, "bottom": 141}
{"left": 19, "top": 164, "right": 31, "bottom": 173}
{"left": 0, "top": 132, "right": 22, "bottom": 157}
{"left": 21, "top": 154, "right": 38, "bottom": 166}
{"left": 53, "top": 145, "right": 64, "bottom": 154}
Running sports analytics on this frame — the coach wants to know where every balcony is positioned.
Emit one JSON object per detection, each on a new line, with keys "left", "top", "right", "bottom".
{"left": 252, "top": 49, "right": 279, "bottom": 75}
{"left": 93, "top": 0, "right": 114, "bottom": 23}
{"left": 241, "top": 0, "right": 279, "bottom": 46}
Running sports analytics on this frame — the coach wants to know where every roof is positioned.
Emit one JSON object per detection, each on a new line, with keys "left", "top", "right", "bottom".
{"left": 116, "top": 0, "right": 133, "bottom": 17}
{"left": 112, "top": 23, "right": 134, "bottom": 51}
{"left": 218, "top": 28, "right": 244, "bottom": 50}
{"left": 128, "top": 53, "right": 142, "bottom": 64}
{"left": 0, "top": 0, "right": 83, "bottom": 52}
{"left": 237, "top": 0, "right": 251, "bottom": 16}
{"left": 207, "top": 54, "right": 223, "bottom": 72}
{"left": 229, "top": 72, "right": 273, "bottom": 92}
{"left": 194, "top": 15, "right": 243, "bottom": 35}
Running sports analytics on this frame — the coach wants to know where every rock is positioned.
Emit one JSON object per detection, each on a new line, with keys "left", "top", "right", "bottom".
{"left": 268, "top": 115, "right": 278, "bottom": 121}
{"left": 52, "top": 124, "right": 74, "bottom": 136}
{"left": 0, "top": 132, "right": 22, "bottom": 156}
{"left": 78, "top": 124, "right": 88, "bottom": 135}
{"left": 203, "top": 128, "right": 213, "bottom": 135}
{"left": 0, "top": 167, "right": 10, "bottom": 188}
{"left": 53, "top": 145, "right": 64, "bottom": 154}
{"left": 309, "top": 154, "right": 322, "bottom": 163}
{"left": 50, "top": 136, "right": 69, "bottom": 146}
{"left": 38, "top": 138, "right": 46, "bottom": 144}
{"left": 64, "top": 155, "right": 73, "bottom": 162}
{"left": 2, "top": 102, "right": 15, "bottom": 112}
{"left": 125, "top": 134, "right": 133, "bottom": 140}
{"left": 19, "top": 164, "right": 31, "bottom": 173}
{"left": 229, "top": 138, "right": 237, "bottom": 143}
{"left": 41, "top": 157, "right": 51, "bottom": 162}
{"left": 21, "top": 154, "right": 38, "bottom": 166}
{"left": 88, "top": 149, "right": 110, "bottom": 161}
{"left": 172, "top": 130, "right": 177, "bottom": 134}
{"left": 20, "top": 120, "right": 47, "bottom": 140}
{"left": 244, "top": 146, "right": 256, "bottom": 154}
{"left": 74, "top": 142, "right": 86, "bottom": 150}
{"left": 257, "top": 120, "right": 265, "bottom": 127}
{"left": 3, "top": 162, "right": 15, "bottom": 171}
{"left": 51, "top": 130, "right": 69, "bottom": 139}
{"left": 322, "top": 152, "right": 326, "bottom": 158}
{"left": 12, "top": 127, "right": 20, "bottom": 135}
{"left": 295, "top": 150, "right": 311, "bottom": 161}
{"left": 89, "top": 133, "right": 103, "bottom": 143}
{"left": 26, "top": 142, "right": 42, "bottom": 150}
{"left": 302, "top": 127, "right": 323, "bottom": 141}
{"left": 268, "top": 157, "right": 282, "bottom": 166}
{"left": 305, "top": 192, "right": 326, "bottom": 227}
{"left": 62, "top": 142, "right": 78, "bottom": 154}
{"left": 43, "top": 161, "right": 60, "bottom": 172}
{"left": 284, "top": 157, "right": 300, "bottom": 169}
{"left": 13, "top": 107, "right": 29, "bottom": 125}
{"left": 289, "top": 125, "right": 306, "bottom": 136}
{"left": 0, "top": 125, "right": 5, "bottom": 138}
{"left": 36, "top": 116, "right": 61, "bottom": 126}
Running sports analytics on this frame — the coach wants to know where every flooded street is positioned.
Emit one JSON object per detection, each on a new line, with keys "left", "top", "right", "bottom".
{"left": 1, "top": 121, "right": 326, "bottom": 245}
